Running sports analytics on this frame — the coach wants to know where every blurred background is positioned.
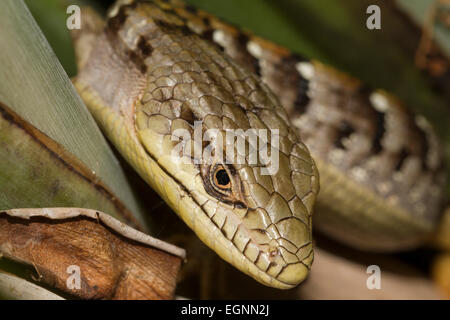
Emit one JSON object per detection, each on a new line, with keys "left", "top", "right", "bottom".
{"left": 16, "top": 0, "right": 450, "bottom": 299}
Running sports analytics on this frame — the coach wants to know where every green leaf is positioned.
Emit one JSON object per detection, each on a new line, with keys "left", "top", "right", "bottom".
{"left": 0, "top": 0, "right": 149, "bottom": 228}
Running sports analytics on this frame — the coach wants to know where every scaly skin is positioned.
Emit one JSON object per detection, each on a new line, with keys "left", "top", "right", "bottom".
{"left": 73, "top": 1, "right": 319, "bottom": 289}
{"left": 72, "top": 0, "right": 447, "bottom": 288}
{"left": 145, "top": 0, "right": 447, "bottom": 251}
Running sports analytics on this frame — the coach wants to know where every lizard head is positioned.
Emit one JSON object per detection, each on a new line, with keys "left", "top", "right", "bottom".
{"left": 73, "top": 0, "right": 319, "bottom": 289}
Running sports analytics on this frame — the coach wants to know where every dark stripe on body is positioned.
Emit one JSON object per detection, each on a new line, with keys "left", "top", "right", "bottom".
{"left": 237, "top": 33, "right": 262, "bottom": 77}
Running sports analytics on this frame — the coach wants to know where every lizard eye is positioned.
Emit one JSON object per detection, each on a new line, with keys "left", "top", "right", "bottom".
{"left": 211, "top": 165, "right": 231, "bottom": 193}
{"left": 200, "top": 162, "right": 246, "bottom": 208}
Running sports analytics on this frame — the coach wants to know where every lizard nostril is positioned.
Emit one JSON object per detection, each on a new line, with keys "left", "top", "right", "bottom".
{"left": 269, "top": 248, "right": 280, "bottom": 258}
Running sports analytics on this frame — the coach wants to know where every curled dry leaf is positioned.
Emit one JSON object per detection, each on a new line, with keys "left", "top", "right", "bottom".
{"left": 0, "top": 208, "right": 185, "bottom": 300}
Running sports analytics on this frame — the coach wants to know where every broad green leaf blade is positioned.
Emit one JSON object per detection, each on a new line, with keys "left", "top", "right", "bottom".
{"left": 24, "top": 0, "right": 77, "bottom": 77}
{"left": 0, "top": 0, "right": 148, "bottom": 228}
{"left": 0, "top": 103, "right": 137, "bottom": 225}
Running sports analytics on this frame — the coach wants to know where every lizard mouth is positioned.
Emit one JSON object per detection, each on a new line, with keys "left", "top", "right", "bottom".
{"left": 192, "top": 195, "right": 314, "bottom": 289}
{"left": 178, "top": 182, "right": 313, "bottom": 289}
{"left": 152, "top": 156, "right": 314, "bottom": 289}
